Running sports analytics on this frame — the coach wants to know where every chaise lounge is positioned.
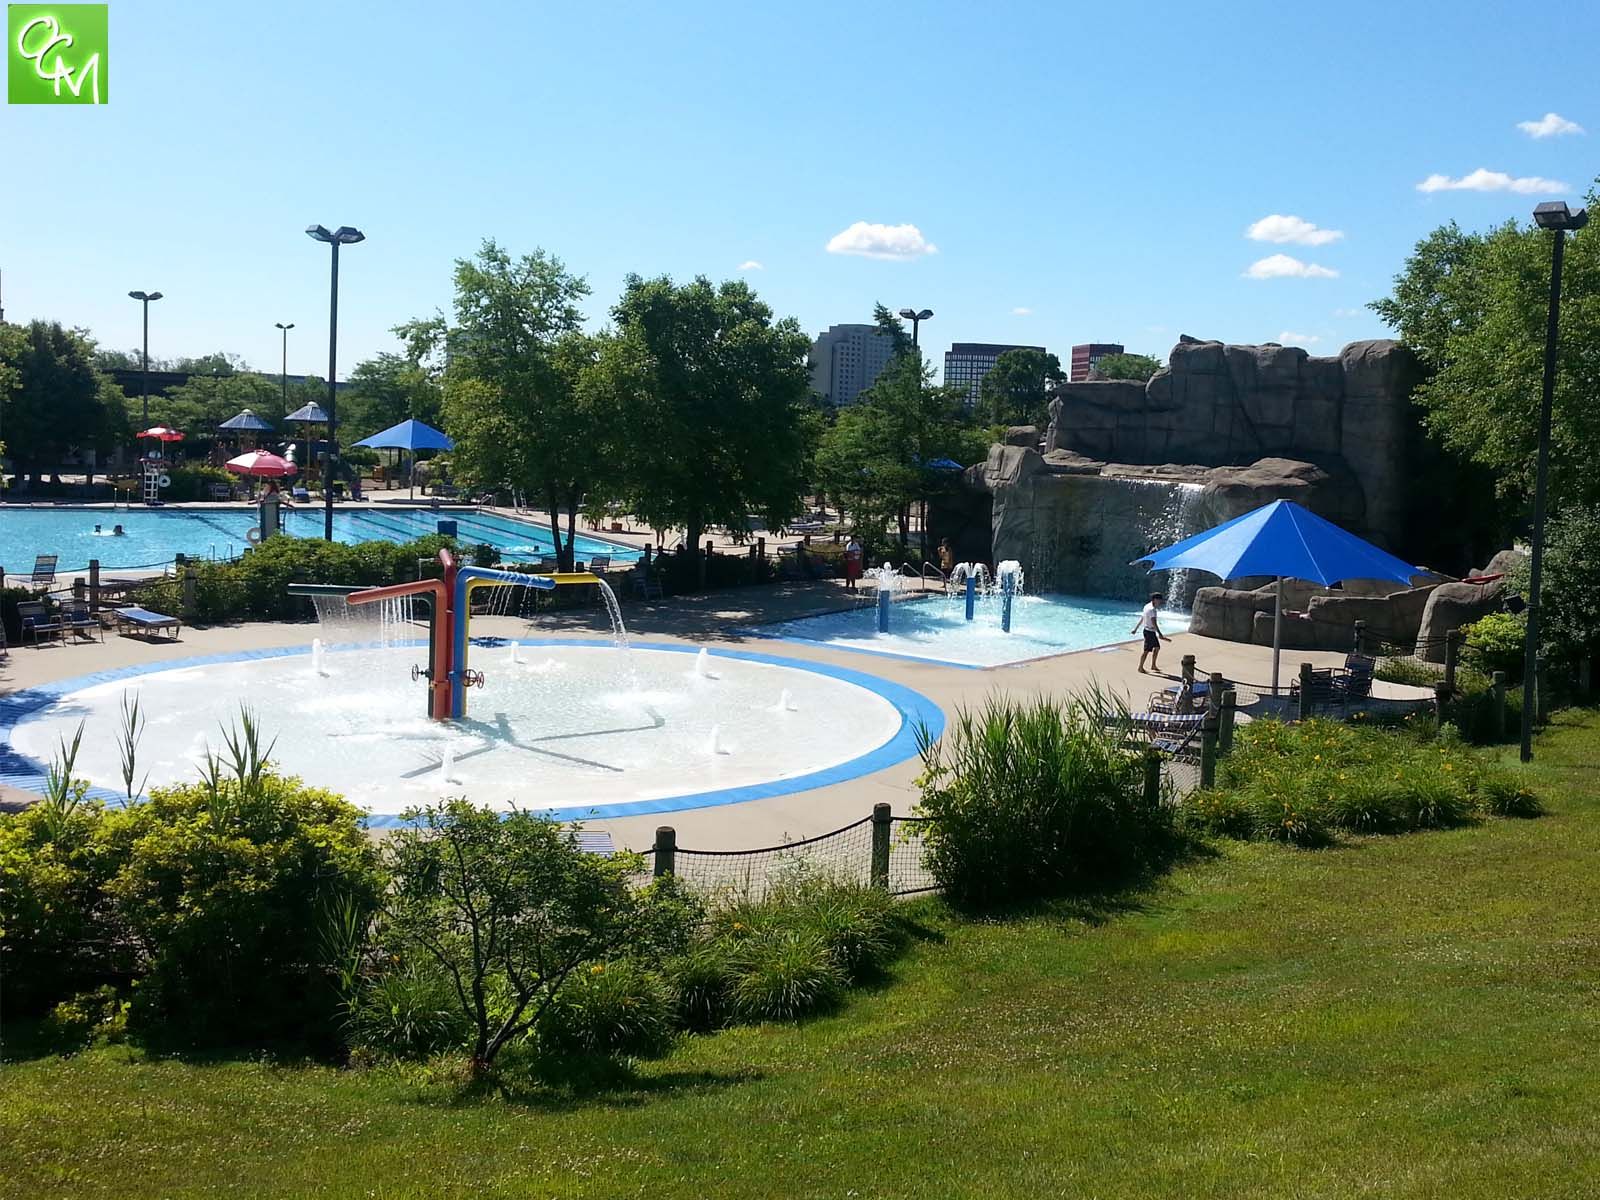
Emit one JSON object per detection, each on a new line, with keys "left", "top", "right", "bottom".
{"left": 111, "top": 606, "right": 182, "bottom": 640}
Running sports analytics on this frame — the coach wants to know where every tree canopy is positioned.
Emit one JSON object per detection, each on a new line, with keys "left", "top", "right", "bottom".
{"left": 1372, "top": 181, "right": 1600, "bottom": 508}
{"left": 0, "top": 321, "right": 128, "bottom": 480}
{"left": 594, "top": 274, "right": 814, "bottom": 584}
{"left": 1091, "top": 352, "right": 1162, "bottom": 382}
{"left": 979, "top": 347, "right": 1064, "bottom": 425}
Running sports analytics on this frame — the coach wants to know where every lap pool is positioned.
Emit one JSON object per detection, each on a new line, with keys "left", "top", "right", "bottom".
{"left": 0, "top": 506, "right": 641, "bottom": 572}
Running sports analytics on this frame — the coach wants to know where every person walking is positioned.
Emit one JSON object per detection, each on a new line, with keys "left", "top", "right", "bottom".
{"left": 1132, "top": 591, "right": 1172, "bottom": 674}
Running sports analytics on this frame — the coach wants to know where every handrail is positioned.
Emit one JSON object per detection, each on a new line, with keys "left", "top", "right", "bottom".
{"left": 919, "top": 561, "right": 947, "bottom": 592}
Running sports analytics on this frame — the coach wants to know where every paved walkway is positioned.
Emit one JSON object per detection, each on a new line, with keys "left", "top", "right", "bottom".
{"left": 0, "top": 582, "right": 1415, "bottom": 850}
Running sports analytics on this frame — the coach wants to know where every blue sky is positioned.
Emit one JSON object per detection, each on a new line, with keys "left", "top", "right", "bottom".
{"left": 3, "top": 0, "right": 1596, "bottom": 381}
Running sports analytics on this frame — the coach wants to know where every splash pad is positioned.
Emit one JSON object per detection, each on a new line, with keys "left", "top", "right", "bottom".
{"left": 1, "top": 555, "right": 942, "bottom": 822}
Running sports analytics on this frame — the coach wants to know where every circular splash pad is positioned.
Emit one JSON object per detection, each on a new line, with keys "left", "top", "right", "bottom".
{"left": 2, "top": 641, "right": 941, "bottom": 822}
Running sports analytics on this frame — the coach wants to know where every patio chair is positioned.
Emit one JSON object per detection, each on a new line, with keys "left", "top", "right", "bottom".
{"left": 1334, "top": 653, "right": 1376, "bottom": 701}
{"left": 633, "top": 565, "right": 664, "bottom": 601}
{"left": 1102, "top": 710, "right": 1204, "bottom": 758}
{"left": 587, "top": 555, "right": 611, "bottom": 572}
{"left": 25, "top": 554, "right": 58, "bottom": 593}
{"left": 112, "top": 606, "right": 182, "bottom": 641}
{"left": 208, "top": 482, "right": 234, "bottom": 501}
{"left": 1289, "top": 666, "right": 1341, "bottom": 712}
{"left": 17, "top": 600, "right": 64, "bottom": 646}
{"left": 60, "top": 599, "right": 104, "bottom": 643}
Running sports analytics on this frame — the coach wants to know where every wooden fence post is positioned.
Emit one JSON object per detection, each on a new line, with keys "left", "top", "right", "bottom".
{"left": 1444, "top": 628, "right": 1461, "bottom": 699}
{"left": 1181, "top": 653, "right": 1196, "bottom": 691}
{"left": 1219, "top": 688, "right": 1237, "bottom": 755}
{"left": 870, "top": 803, "right": 891, "bottom": 889}
{"left": 1491, "top": 670, "right": 1507, "bottom": 742}
{"left": 1200, "top": 710, "right": 1220, "bottom": 790}
{"left": 652, "top": 826, "right": 676, "bottom": 878}
{"left": 1142, "top": 749, "right": 1162, "bottom": 808}
{"left": 1353, "top": 619, "right": 1366, "bottom": 654}
{"left": 1207, "top": 671, "right": 1224, "bottom": 715}
{"left": 1298, "top": 662, "right": 1314, "bottom": 722}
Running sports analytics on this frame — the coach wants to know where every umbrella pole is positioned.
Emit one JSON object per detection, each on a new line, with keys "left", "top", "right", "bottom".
{"left": 1271, "top": 575, "right": 1283, "bottom": 696}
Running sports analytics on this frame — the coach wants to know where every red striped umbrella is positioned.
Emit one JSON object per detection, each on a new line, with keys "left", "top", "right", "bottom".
{"left": 226, "top": 450, "right": 298, "bottom": 478}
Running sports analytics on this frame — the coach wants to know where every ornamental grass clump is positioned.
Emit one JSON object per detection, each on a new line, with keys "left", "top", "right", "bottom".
{"left": 915, "top": 694, "right": 1171, "bottom": 907}
{"left": 1185, "top": 718, "right": 1540, "bottom": 846}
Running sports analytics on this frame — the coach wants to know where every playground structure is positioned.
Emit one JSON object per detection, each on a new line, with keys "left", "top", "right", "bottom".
{"left": 342, "top": 547, "right": 601, "bottom": 720}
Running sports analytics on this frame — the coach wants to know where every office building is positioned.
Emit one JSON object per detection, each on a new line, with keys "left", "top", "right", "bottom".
{"left": 1070, "top": 342, "right": 1124, "bottom": 382}
{"left": 809, "top": 323, "right": 898, "bottom": 406}
{"left": 942, "top": 342, "right": 1046, "bottom": 406}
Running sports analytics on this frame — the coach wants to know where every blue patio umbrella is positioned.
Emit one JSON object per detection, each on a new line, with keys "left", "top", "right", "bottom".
{"left": 353, "top": 419, "right": 455, "bottom": 498}
{"left": 218, "top": 408, "right": 275, "bottom": 432}
{"left": 925, "top": 456, "right": 965, "bottom": 471}
{"left": 1132, "top": 499, "right": 1422, "bottom": 693}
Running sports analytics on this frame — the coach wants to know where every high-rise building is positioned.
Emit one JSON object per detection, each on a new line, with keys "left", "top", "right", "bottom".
{"left": 809, "top": 323, "right": 898, "bottom": 406}
{"left": 942, "top": 342, "right": 1046, "bottom": 406}
{"left": 1070, "top": 342, "right": 1124, "bottom": 382}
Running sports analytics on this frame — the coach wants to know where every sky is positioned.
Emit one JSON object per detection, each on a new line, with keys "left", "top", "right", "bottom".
{"left": 2, "top": 0, "right": 1597, "bottom": 383}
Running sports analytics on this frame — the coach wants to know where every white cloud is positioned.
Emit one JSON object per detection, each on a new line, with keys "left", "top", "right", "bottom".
{"left": 1244, "top": 254, "right": 1339, "bottom": 280}
{"left": 1011, "top": 306, "right": 1032, "bottom": 316}
{"left": 1246, "top": 214, "right": 1345, "bottom": 246}
{"left": 1517, "top": 112, "right": 1584, "bottom": 139}
{"left": 824, "top": 221, "right": 938, "bottom": 260}
{"left": 1416, "top": 168, "right": 1570, "bottom": 195}
{"left": 1277, "top": 330, "right": 1322, "bottom": 346}
{"left": 737, "top": 260, "right": 763, "bottom": 271}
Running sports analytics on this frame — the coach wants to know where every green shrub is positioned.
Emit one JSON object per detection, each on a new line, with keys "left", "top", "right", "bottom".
{"left": 915, "top": 694, "right": 1171, "bottom": 906}
{"left": 730, "top": 930, "right": 846, "bottom": 1021}
{"left": 42, "top": 985, "right": 127, "bottom": 1051}
{"left": 101, "top": 765, "right": 383, "bottom": 1047}
{"left": 539, "top": 960, "right": 675, "bottom": 1057}
{"left": 1463, "top": 612, "right": 1527, "bottom": 681}
{"left": 1192, "top": 718, "right": 1538, "bottom": 845}
{"left": 666, "top": 942, "right": 738, "bottom": 1031}
{"left": 164, "top": 464, "right": 236, "bottom": 503}
{"left": 1442, "top": 668, "right": 1523, "bottom": 744}
{"left": 346, "top": 963, "right": 474, "bottom": 1061}
{"left": 1373, "top": 657, "right": 1444, "bottom": 687}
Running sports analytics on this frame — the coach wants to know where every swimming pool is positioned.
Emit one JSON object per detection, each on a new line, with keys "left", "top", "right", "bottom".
{"left": 752, "top": 593, "right": 1191, "bottom": 667}
{"left": 0, "top": 506, "right": 641, "bottom": 573}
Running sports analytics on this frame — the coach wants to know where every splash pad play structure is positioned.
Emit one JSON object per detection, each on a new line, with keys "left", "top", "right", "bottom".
{"left": 1, "top": 550, "right": 941, "bottom": 822}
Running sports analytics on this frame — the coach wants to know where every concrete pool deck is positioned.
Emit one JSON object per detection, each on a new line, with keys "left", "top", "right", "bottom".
{"left": 0, "top": 581, "right": 1419, "bottom": 850}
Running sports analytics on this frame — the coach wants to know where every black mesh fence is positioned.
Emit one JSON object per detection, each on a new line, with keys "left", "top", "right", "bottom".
{"left": 887, "top": 817, "right": 938, "bottom": 895}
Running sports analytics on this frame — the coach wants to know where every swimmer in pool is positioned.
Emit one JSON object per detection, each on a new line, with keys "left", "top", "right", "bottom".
{"left": 112, "top": 524, "right": 126, "bottom": 536}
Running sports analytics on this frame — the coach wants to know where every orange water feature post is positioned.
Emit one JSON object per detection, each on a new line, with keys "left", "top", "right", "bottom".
{"left": 345, "top": 547, "right": 459, "bottom": 720}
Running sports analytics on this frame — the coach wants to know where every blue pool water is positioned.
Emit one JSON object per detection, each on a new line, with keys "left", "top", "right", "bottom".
{"left": 0, "top": 506, "right": 641, "bottom": 573}
{"left": 755, "top": 593, "right": 1191, "bottom": 667}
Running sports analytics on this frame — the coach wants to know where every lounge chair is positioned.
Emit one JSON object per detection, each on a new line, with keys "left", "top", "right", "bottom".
{"left": 1289, "top": 667, "right": 1341, "bottom": 711}
{"left": 112, "top": 606, "right": 182, "bottom": 640}
{"left": 60, "top": 599, "right": 104, "bottom": 643}
{"left": 633, "top": 566, "right": 664, "bottom": 601}
{"left": 25, "top": 554, "right": 57, "bottom": 593}
{"left": 17, "top": 600, "right": 64, "bottom": 646}
{"left": 587, "top": 555, "right": 611, "bottom": 572}
{"left": 208, "top": 482, "right": 234, "bottom": 501}
{"left": 1334, "top": 653, "right": 1376, "bottom": 701}
{"left": 1103, "top": 710, "right": 1204, "bottom": 759}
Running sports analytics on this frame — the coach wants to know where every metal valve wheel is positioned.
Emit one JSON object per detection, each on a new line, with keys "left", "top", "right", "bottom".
{"left": 410, "top": 664, "right": 431, "bottom": 681}
{"left": 462, "top": 669, "right": 486, "bottom": 689}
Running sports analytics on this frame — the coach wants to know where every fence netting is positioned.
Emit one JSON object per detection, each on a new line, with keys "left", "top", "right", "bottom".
{"left": 887, "top": 817, "right": 938, "bottom": 895}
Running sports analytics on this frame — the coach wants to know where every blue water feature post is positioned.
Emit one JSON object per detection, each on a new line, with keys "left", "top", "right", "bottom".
{"left": 964, "top": 573, "right": 976, "bottom": 621}
{"left": 876, "top": 583, "right": 891, "bottom": 633}
{"left": 1000, "top": 572, "right": 1014, "bottom": 633}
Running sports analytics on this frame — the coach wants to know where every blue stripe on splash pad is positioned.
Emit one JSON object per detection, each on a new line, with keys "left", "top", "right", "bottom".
{"left": 0, "top": 638, "right": 944, "bottom": 828}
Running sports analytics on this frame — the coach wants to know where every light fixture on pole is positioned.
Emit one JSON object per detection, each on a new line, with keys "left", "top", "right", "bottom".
{"left": 305, "top": 225, "right": 365, "bottom": 541}
{"left": 1519, "top": 200, "right": 1588, "bottom": 762}
{"left": 127, "top": 290, "right": 164, "bottom": 426}
{"left": 274, "top": 321, "right": 295, "bottom": 421}
{"left": 897, "top": 307, "right": 934, "bottom": 351}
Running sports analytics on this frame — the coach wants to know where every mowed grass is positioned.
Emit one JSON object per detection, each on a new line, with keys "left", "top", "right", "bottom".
{"left": 4, "top": 712, "right": 1600, "bottom": 1199}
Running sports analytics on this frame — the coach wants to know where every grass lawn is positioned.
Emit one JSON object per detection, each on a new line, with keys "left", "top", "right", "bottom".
{"left": 4, "top": 711, "right": 1599, "bottom": 1199}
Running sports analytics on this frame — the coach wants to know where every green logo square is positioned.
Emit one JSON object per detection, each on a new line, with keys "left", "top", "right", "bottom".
{"left": 8, "top": 5, "right": 108, "bottom": 104}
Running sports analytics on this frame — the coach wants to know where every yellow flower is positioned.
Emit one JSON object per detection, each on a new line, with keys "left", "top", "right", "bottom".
{"left": 590, "top": 963, "right": 605, "bottom": 975}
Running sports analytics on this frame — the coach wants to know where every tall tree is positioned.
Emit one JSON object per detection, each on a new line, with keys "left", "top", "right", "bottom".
{"left": 425, "top": 241, "right": 600, "bottom": 569}
{"left": 1372, "top": 181, "right": 1600, "bottom": 507}
{"left": 979, "top": 347, "right": 1064, "bottom": 425}
{"left": 815, "top": 354, "right": 987, "bottom": 553}
{"left": 1091, "top": 351, "right": 1161, "bottom": 382}
{"left": 597, "top": 275, "right": 814, "bottom": 587}
{"left": 0, "top": 321, "right": 127, "bottom": 484}
{"left": 342, "top": 351, "right": 443, "bottom": 441}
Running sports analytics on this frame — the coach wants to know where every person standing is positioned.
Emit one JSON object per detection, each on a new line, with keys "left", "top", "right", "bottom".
{"left": 843, "top": 535, "right": 863, "bottom": 591}
{"left": 1132, "top": 591, "right": 1171, "bottom": 674}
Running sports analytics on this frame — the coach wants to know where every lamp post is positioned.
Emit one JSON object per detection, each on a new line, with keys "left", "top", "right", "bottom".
{"left": 305, "top": 225, "right": 364, "bottom": 541}
{"left": 274, "top": 321, "right": 294, "bottom": 421}
{"left": 1520, "top": 200, "right": 1589, "bottom": 763}
{"left": 127, "top": 290, "right": 164, "bottom": 426}
{"left": 897, "top": 306, "right": 933, "bottom": 352}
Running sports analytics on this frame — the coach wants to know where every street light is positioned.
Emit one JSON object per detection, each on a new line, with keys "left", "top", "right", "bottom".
{"left": 305, "top": 224, "right": 364, "bottom": 541}
{"left": 897, "top": 307, "right": 934, "bottom": 350}
{"left": 127, "top": 289, "right": 164, "bottom": 426}
{"left": 1519, "top": 200, "right": 1588, "bottom": 763}
{"left": 274, "top": 321, "right": 295, "bottom": 421}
